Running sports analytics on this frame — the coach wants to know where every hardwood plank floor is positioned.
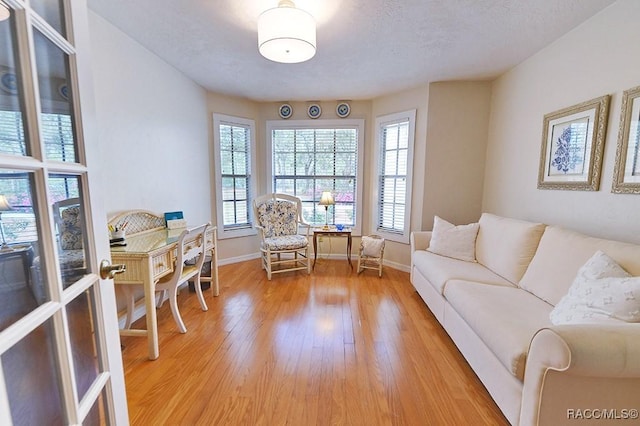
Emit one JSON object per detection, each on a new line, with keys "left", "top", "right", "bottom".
{"left": 121, "top": 259, "right": 509, "bottom": 425}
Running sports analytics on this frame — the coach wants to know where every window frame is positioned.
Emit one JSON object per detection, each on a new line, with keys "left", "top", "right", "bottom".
{"left": 266, "top": 119, "right": 365, "bottom": 236}
{"left": 372, "top": 109, "right": 416, "bottom": 244}
{"left": 212, "top": 113, "right": 257, "bottom": 239}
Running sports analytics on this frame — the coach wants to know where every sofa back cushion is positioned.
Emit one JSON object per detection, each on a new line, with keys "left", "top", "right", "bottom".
{"left": 519, "top": 226, "right": 640, "bottom": 305}
{"left": 475, "top": 213, "right": 546, "bottom": 284}
{"left": 427, "top": 216, "right": 479, "bottom": 262}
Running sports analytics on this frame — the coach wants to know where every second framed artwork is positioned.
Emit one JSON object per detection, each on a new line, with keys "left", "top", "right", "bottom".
{"left": 612, "top": 85, "right": 640, "bottom": 194}
{"left": 538, "top": 95, "right": 610, "bottom": 191}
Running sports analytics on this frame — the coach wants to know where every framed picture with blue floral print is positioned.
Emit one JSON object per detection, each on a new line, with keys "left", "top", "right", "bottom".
{"left": 612, "top": 85, "right": 640, "bottom": 194}
{"left": 538, "top": 95, "right": 610, "bottom": 191}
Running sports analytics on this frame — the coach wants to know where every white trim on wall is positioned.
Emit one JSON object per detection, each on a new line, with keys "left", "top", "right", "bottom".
{"left": 213, "top": 113, "right": 258, "bottom": 239}
{"left": 371, "top": 109, "right": 416, "bottom": 244}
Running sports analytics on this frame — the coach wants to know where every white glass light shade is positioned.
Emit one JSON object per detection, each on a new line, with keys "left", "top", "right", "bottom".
{"left": 0, "top": 2, "right": 10, "bottom": 21}
{"left": 258, "top": 2, "right": 316, "bottom": 64}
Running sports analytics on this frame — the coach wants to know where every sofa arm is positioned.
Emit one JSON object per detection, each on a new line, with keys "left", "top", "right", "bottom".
{"left": 410, "top": 231, "right": 432, "bottom": 253}
{"left": 521, "top": 325, "right": 640, "bottom": 426}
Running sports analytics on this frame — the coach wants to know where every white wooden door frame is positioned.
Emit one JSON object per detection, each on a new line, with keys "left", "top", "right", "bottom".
{"left": 0, "top": 0, "right": 129, "bottom": 424}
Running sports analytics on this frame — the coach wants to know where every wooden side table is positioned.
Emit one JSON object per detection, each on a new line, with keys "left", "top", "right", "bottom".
{"left": 312, "top": 227, "right": 352, "bottom": 269}
{"left": 0, "top": 244, "right": 34, "bottom": 287}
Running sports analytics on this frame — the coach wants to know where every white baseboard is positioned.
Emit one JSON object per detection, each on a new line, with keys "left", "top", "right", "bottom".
{"left": 312, "top": 252, "right": 410, "bottom": 273}
{"left": 217, "top": 252, "right": 261, "bottom": 266}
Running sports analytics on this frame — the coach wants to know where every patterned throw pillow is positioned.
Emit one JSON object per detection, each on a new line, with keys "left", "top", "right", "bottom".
{"left": 550, "top": 250, "right": 640, "bottom": 325}
{"left": 427, "top": 215, "right": 479, "bottom": 262}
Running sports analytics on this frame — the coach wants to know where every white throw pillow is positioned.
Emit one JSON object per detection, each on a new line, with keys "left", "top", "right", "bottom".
{"left": 550, "top": 251, "right": 640, "bottom": 325}
{"left": 427, "top": 216, "right": 479, "bottom": 262}
{"left": 362, "top": 236, "right": 385, "bottom": 257}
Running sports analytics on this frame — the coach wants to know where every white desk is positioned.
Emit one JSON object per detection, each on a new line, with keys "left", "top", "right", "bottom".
{"left": 110, "top": 225, "right": 217, "bottom": 360}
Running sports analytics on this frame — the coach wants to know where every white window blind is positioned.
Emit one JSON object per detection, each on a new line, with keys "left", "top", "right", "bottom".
{"left": 374, "top": 110, "right": 416, "bottom": 243}
{"left": 378, "top": 120, "right": 409, "bottom": 233}
{"left": 41, "top": 113, "right": 75, "bottom": 162}
{"left": 0, "top": 173, "right": 78, "bottom": 243}
{"left": 272, "top": 127, "right": 358, "bottom": 227}
{"left": 220, "top": 124, "right": 250, "bottom": 228}
{"left": 0, "top": 111, "right": 27, "bottom": 156}
{"left": 0, "top": 110, "right": 75, "bottom": 160}
{"left": 213, "top": 114, "right": 257, "bottom": 239}
{"left": 266, "top": 119, "right": 365, "bottom": 235}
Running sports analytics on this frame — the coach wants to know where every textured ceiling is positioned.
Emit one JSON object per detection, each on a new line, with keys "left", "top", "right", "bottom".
{"left": 87, "top": 0, "right": 616, "bottom": 102}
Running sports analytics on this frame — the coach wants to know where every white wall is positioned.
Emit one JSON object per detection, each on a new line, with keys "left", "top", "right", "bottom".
{"left": 484, "top": 0, "right": 640, "bottom": 244}
{"left": 89, "top": 12, "right": 211, "bottom": 226}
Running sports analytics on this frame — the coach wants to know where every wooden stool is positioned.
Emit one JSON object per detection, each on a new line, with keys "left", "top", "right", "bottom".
{"left": 357, "top": 235, "right": 385, "bottom": 277}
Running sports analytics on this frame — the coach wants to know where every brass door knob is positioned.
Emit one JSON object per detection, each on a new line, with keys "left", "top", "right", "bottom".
{"left": 100, "top": 259, "right": 126, "bottom": 279}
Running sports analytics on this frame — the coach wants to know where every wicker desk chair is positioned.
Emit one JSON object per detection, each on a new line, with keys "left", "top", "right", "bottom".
{"left": 253, "top": 193, "right": 311, "bottom": 280}
{"left": 357, "top": 235, "right": 385, "bottom": 277}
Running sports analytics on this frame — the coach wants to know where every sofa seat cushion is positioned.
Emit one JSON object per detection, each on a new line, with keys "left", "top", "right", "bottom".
{"left": 519, "top": 226, "right": 640, "bottom": 306}
{"left": 444, "top": 280, "right": 553, "bottom": 380}
{"left": 475, "top": 213, "right": 546, "bottom": 284}
{"left": 412, "top": 250, "right": 513, "bottom": 295}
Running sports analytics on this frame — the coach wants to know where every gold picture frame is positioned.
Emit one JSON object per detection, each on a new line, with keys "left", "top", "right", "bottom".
{"left": 537, "top": 95, "right": 610, "bottom": 191}
{"left": 612, "top": 85, "right": 640, "bottom": 194}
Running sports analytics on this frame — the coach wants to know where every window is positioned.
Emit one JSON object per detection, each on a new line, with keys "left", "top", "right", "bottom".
{"left": 0, "top": 110, "right": 75, "bottom": 160}
{"left": 0, "top": 172, "right": 78, "bottom": 244}
{"left": 266, "top": 119, "right": 364, "bottom": 235}
{"left": 0, "top": 110, "right": 27, "bottom": 156}
{"left": 213, "top": 114, "right": 257, "bottom": 239}
{"left": 0, "top": 105, "right": 78, "bottom": 244}
{"left": 373, "top": 110, "right": 416, "bottom": 243}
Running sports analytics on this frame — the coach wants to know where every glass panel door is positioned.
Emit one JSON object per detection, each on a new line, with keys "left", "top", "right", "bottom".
{"left": 0, "top": 1, "right": 128, "bottom": 424}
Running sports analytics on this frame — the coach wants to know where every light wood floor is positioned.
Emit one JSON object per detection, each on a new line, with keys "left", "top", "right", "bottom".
{"left": 121, "top": 259, "right": 508, "bottom": 425}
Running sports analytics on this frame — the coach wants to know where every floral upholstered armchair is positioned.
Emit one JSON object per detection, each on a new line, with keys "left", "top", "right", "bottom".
{"left": 29, "top": 198, "right": 86, "bottom": 303}
{"left": 253, "top": 193, "right": 311, "bottom": 280}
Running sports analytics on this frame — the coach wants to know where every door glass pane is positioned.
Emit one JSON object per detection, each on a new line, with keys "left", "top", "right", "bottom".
{"left": 67, "top": 288, "right": 100, "bottom": 403}
{"left": 0, "top": 9, "right": 30, "bottom": 157}
{"left": 83, "top": 384, "right": 108, "bottom": 426}
{"left": 2, "top": 318, "right": 66, "bottom": 425}
{"left": 0, "top": 170, "right": 48, "bottom": 331}
{"left": 48, "top": 174, "right": 86, "bottom": 287}
{"left": 29, "top": 0, "right": 66, "bottom": 37}
{"left": 33, "top": 29, "right": 78, "bottom": 163}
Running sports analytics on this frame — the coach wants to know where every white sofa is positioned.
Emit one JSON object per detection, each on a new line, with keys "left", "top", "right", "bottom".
{"left": 410, "top": 213, "right": 640, "bottom": 425}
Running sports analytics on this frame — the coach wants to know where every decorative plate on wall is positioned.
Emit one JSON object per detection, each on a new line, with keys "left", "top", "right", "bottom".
{"left": 0, "top": 71, "right": 18, "bottom": 94}
{"left": 58, "top": 83, "right": 69, "bottom": 100}
{"left": 279, "top": 103, "right": 293, "bottom": 119}
{"left": 336, "top": 102, "right": 351, "bottom": 118}
{"left": 307, "top": 103, "right": 322, "bottom": 119}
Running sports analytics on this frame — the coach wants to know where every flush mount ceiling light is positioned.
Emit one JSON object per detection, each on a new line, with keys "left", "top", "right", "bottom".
{"left": 258, "top": 0, "right": 316, "bottom": 64}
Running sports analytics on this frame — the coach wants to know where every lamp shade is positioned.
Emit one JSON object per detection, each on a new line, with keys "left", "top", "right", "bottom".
{"left": 318, "top": 191, "right": 334, "bottom": 206}
{"left": 258, "top": 0, "right": 316, "bottom": 64}
{"left": 0, "top": 195, "right": 12, "bottom": 212}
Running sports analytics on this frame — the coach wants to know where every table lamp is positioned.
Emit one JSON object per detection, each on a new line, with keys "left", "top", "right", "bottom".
{"left": 318, "top": 191, "right": 334, "bottom": 230}
{"left": 0, "top": 194, "right": 13, "bottom": 251}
